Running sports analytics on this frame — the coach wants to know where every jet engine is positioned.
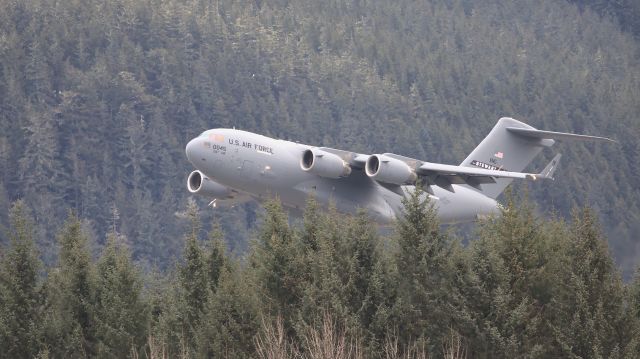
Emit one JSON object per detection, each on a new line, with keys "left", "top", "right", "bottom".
{"left": 300, "top": 148, "right": 351, "bottom": 179}
{"left": 365, "top": 154, "right": 417, "bottom": 185}
{"left": 187, "top": 170, "right": 233, "bottom": 198}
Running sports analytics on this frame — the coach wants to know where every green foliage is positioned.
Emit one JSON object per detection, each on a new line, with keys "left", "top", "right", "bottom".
{"left": 467, "top": 192, "right": 559, "bottom": 358}
{"left": 179, "top": 200, "right": 208, "bottom": 340}
{"left": 206, "top": 220, "right": 227, "bottom": 292}
{"left": 0, "top": 201, "right": 41, "bottom": 358}
{"left": 249, "top": 198, "right": 305, "bottom": 332}
{"left": 195, "top": 262, "right": 259, "bottom": 358}
{"left": 95, "top": 232, "right": 148, "bottom": 358}
{"left": 0, "top": 194, "right": 637, "bottom": 358}
{"left": 296, "top": 202, "right": 394, "bottom": 356}
{"left": 42, "top": 211, "right": 98, "bottom": 358}
{"left": 550, "top": 208, "right": 634, "bottom": 358}
{"left": 392, "top": 186, "right": 463, "bottom": 356}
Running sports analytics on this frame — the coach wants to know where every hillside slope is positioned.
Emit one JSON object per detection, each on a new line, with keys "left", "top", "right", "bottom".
{"left": 0, "top": 0, "right": 638, "bottom": 274}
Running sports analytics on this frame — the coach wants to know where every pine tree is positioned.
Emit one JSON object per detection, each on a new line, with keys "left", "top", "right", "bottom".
{"left": 627, "top": 270, "right": 640, "bottom": 358}
{"left": 552, "top": 207, "right": 631, "bottom": 358}
{"left": 196, "top": 262, "right": 258, "bottom": 358}
{"left": 0, "top": 200, "right": 42, "bottom": 358}
{"left": 300, "top": 196, "right": 321, "bottom": 254}
{"left": 344, "top": 209, "right": 381, "bottom": 328}
{"left": 249, "top": 198, "right": 304, "bottom": 333}
{"left": 206, "top": 220, "right": 227, "bottom": 292}
{"left": 178, "top": 199, "right": 209, "bottom": 351}
{"left": 95, "top": 232, "right": 148, "bottom": 358}
{"left": 343, "top": 209, "right": 394, "bottom": 354}
{"left": 41, "top": 211, "right": 97, "bottom": 358}
{"left": 467, "top": 191, "right": 556, "bottom": 358}
{"left": 298, "top": 204, "right": 349, "bottom": 323}
{"left": 392, "top": 185, "right": 459, "bottom": 355}
{"left": 18, "top": 104, "right": 60, "bottom": 194}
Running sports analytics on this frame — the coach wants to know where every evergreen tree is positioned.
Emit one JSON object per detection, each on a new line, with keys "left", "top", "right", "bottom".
{"left": 343, "top": 209, "right": 395, "bottom": 354}
{"left": 392, "top": 185, "right": 460, "bottom": 356}
{"left": 42, "top": 211, "right": 97, "bottom": 358}
{"left": 467, "top": 192, "right": 557, "bottom": 358}
{"left": 206, "top": 220, "right": 227, "bottom": 292}
{"left": 178, "top": 199, "right": 209, "bottom": 351}
{"left": 148, "top": 272, "right": 185, "bottom": 358}
{"left": 196, "top": 263, "right": 259, "bottom": 358}
{"left": 628, "top": 270, "right": 640, "bottom": 358}
{"left": 0, "top": 200, "right": 42, "bottom": 358}
{"left": 343, "top": 210, "right": 382, "bottom": 328}
{"left": 95, "top": 232, "right": 148, "bottom": 358}
{"left": 294, "top": 199, "right": 351, "bottom": 342}
{"left": 552, "top": 208, "right": 632, "bottom": 358}
{"left": 249, "top": 198, "right": 304, "bottom": 333}
{"left": 300, "top": 196, "right": 321, "bottom": 254}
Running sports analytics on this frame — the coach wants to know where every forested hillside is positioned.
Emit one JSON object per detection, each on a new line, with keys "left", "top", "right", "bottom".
{"left": 0, "top": 0, "right": 638, "bottom": 274}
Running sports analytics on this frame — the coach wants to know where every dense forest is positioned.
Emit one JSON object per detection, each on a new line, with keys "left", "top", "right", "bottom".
{"left": 4, "top": 0, "right": 640, "bottom": 356}
{"left": 2, "top": 190, "right": 640, "bottom": 358}
{"left": 0, "top": 0, "right": 639, "bottom": 274}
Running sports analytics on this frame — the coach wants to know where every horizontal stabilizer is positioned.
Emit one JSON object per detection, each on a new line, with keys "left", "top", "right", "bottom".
{"left": 506, "top": 127, "right": 616, "bottom": 143}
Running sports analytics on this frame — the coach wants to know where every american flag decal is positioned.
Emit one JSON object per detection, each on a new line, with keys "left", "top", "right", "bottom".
{"left": 494, "top": 151, "right": 504, "bottom": 159}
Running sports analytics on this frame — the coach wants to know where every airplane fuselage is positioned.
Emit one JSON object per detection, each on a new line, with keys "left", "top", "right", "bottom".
{"left": 186, "top": 129, "right": 501, "bottom": 224}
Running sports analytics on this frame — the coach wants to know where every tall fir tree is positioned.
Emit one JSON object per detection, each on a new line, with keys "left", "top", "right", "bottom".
{"left": 249, "top": 198, "right": 304, "bottom": 334}
{"left": 95, "top": 232, "right": 148, "bottom": 358}
{"left": 0, "top": 200, "right": 42, "bottom": 358}
{"left": 178, "top": 199, "right": 209, "bottom": 352}
{"left": 552, "top": 208, "right": 633, "bottom": 358}
{"left": 206, "top": 220, "right": 227, "bottom": 292}
{"left": 41, "top": 211, "right": 97, "bottom": 358}
{"left": 196, "top": 262, "right": 259, "bottom": 358}
{"left": 392, "top": 185, "right": 460, "bottom": 356}
{"left": 468, "top": 192, "right": 550, "bottom": 358}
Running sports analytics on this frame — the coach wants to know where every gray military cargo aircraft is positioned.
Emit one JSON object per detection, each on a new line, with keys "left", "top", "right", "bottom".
{"left": 185, "top": 117, "right": 613, "bottom": 224}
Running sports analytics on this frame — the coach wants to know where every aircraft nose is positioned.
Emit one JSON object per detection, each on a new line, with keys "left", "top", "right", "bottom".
{"left": 185, "top": 138, "right": 199, "bottom": 165}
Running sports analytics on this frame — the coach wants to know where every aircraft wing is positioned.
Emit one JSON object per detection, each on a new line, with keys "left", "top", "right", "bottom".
{"left": 386, "top": 152, "right": 561, "bottom": 192}
{"left": 312, "top": 148, "right": 561, "bottom": 193}
{"left": 417, "top": 162, "right": 537, "bottom": 191}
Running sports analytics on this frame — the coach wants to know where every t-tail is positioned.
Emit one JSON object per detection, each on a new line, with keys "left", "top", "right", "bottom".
{"left": 460, "top": 117, "right": 614, "bottom": 199}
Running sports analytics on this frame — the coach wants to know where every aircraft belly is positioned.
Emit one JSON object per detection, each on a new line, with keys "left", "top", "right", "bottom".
{"left": 290, "top": 173, "right": 396, "bottom": 223}
{"left": 433, "top": 185, "right": 500, "bottom": 223}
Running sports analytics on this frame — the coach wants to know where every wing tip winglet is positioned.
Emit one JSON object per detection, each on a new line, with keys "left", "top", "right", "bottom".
{"left": 539, "top": 153, "right": 562, "bottom": 180}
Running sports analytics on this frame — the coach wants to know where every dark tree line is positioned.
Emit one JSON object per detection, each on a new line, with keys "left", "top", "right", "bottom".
{"left": 1, "top": 192, "right": 639, "bottom": 358}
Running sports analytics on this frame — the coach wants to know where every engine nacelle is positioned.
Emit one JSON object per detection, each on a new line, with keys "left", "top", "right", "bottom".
{"left": 300, "top": 148, "right": 351, "bottom": 179}
{"left": 187, "top": 170, "right": 233, "bottom": 198}
{"left": 365, "top": 154, "right": 417, "bottom": 185}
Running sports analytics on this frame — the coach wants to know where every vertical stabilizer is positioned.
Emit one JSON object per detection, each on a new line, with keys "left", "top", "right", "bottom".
{"left": 460, "top": 117, "right": 554, "bottom": 198}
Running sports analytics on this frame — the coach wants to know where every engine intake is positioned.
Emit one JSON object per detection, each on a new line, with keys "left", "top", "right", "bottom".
{"left": 300, "top": 148, "right": 351, "bottom": 179}
{"left": 187, "top": 170, "right": 233, "bottom": 198}
{"left": 365, "top": 154, "right": 417, "bottom": 185}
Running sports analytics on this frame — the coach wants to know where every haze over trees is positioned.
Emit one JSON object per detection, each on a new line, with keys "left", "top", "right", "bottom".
{"left": 0, "top": 0, "right": 638, "bottom": 274}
